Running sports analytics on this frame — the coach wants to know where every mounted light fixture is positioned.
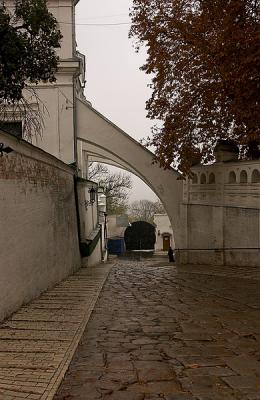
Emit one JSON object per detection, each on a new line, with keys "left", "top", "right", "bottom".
{"left": 0, "top": 143, "right": 14, "bottom": 156}
{"left": 82, "top": 186, "right": 96, "bottom": 210}
{"left": 89, "top": 186, "right": 96, "bottom": 204}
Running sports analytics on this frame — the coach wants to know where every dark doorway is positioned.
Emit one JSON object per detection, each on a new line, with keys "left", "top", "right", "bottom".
{"left": 124, "top": 221, "right": 156, "bottom": 250}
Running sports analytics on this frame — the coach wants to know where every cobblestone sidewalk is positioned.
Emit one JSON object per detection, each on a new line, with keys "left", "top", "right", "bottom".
{"left": 54, "top": 259, "right": 260, "bottom": 400}
{"left": 0, "top": 263, "right": 113, "bottom": 400}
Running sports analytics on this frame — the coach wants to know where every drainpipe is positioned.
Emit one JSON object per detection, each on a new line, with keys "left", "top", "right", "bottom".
{"left": 72, "top": 2, "right": 78, "bottom": 172}
{"left": 73, "top": 175, "right": 81, "bottom": 250}
{"left": 73, "top": 77, "right": 78, "bottom": 171}
{"left": 72, "top": 0, "right": 80, "bottom": 250}
{"left": 99, "top": 224, "right": 103, "bottom": 261}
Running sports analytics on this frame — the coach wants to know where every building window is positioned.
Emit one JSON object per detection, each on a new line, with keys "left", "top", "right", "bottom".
{"left": 240, "top": 170, "right": 248, "bottom": 184}
{"left": 209, "top": 172, "right": 215, "bottom": 184}
{"left": 0, "top": 121, "right": 23, "bottom": 138}
{"left": 200, "top": 173, "right": 206, "bottom": 184}
{"left": 252, "top": 169, "right": 260, "bottom": 183}
{"left": 228, "top": 171, "right": 236, "bottom": 183}
{"left": 192, "top": 174, "right": 198, "bottom": 184}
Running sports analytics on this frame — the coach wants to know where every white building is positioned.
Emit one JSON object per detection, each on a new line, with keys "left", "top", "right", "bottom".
{"left": 2, "top": 0, "right": 259, "bottom": 268}
{"left": 107, "top": 215, "right": 130, "bottom": 239}
{"left": 97, "top": 189, "right": 108, "bottom": 261}
{"left": 154, "top": 214, "right": 175, "bottom": 251}
{"left": 3, "top": 0, "right": 184, "bottom": 262}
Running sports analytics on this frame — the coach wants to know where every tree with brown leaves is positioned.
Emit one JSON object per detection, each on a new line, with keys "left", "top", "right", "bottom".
{"left": 130, "top": 0, "right": 260, "bottom": 175}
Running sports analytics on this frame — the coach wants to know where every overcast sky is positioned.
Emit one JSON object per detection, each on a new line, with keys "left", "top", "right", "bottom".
{"left": 75, "top": 0, "right": 158, "bottom": 202}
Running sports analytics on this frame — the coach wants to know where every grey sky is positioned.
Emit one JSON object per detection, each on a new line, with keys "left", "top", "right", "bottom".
{"left": 75, "top": 0, "right": 157, "bottom": 202}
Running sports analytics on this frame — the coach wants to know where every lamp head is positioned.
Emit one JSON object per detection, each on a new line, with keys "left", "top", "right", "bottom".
{"left": 89, "top": 186, "right": 96, "bottom": 204}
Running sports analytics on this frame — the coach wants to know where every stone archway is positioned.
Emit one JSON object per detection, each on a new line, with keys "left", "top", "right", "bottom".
{"left": 76, "top": 98, "right": 185, "bottom": 249}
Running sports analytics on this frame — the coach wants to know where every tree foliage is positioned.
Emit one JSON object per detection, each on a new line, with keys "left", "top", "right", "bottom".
{"left": 89, "top": 163, "right": 133, "bottom": 215}
{"left": 130, "top": 0, "right": 260, "bottom": 174}
{"left": 128, "top": 199, "right": 165, "bottom": 224}
{"left": 0, "top": 0, "right": 62, "bottom": 104}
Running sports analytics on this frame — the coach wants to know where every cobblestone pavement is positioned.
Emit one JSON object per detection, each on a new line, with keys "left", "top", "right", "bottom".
{"left": 0, "top": 264, "right": 112, "bottom": 400}
{"left": 54, "top": 259, "right": 260, "bottom": 400}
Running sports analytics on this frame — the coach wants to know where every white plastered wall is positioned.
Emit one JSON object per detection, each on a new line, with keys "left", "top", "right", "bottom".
{"left": 154, "top": 214, "right": 175, "bottom": 251}
{"left": 76, "top": 99, "right": 185, "bottom": 249}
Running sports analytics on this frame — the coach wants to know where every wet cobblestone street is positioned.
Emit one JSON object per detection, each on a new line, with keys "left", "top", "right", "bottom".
{"left": 54, "top": 259, "right": 260, "bottom": 400}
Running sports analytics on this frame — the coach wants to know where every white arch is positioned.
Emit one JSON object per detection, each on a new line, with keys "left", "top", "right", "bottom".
{"left": 76, "top": 98, "right": 185, "bottom": 247}
{"left": 88, "top": 154, "right": 134, "bottom": 174}
{"left": 81, "top": 142, "right": 158, "bottom": 193}
{"left": 82, "top": 141, "right": 150, "bottom": 184}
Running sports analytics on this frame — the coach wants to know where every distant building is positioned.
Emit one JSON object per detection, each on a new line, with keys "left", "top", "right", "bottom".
{"left": 154, "top": 214, "right": 175, "bottom": 251}
{"left": 107, "top": 215, "right": 130, "bottom": 239}
{"left": 106, "top": 215, "right": 129, "bottom": 255}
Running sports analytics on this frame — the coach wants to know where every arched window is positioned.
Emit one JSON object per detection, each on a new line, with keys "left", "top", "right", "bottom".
{"left": 192, "top": 174, "right": 198, "bottom": 184}
{"left": 209, "top": 172, "right": 215, "bottom": 184}
{"left": 252, "top": 169, "right": 260, "bottom": 183}
{"left": 240, "top": 170, "right": 248, "bottom": 183}
{"left": 228, "top": 171, "right": 236, "bottom": 183}
{"left": 200, "top": 173, "right": 206, "bottom": 184}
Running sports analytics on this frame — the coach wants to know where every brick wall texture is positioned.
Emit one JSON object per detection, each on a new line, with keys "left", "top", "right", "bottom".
{"left": 0, "top": 133, "right": 81, "bottom": 321}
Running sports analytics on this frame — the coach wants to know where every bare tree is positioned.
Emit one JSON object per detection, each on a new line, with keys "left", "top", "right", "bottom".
{"left": 128, "top": 199, "right": 165, "bottom": 224}
{"left": 88, "top": 162, "right": 109, "bottom": 181}
{"left": 89, "top": 163, "right": 133, "bottom": 215}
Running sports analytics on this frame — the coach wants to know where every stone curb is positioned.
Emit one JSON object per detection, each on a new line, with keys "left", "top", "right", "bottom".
{"left": 0, "top": 262, "right": 113, "bottom": 400}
